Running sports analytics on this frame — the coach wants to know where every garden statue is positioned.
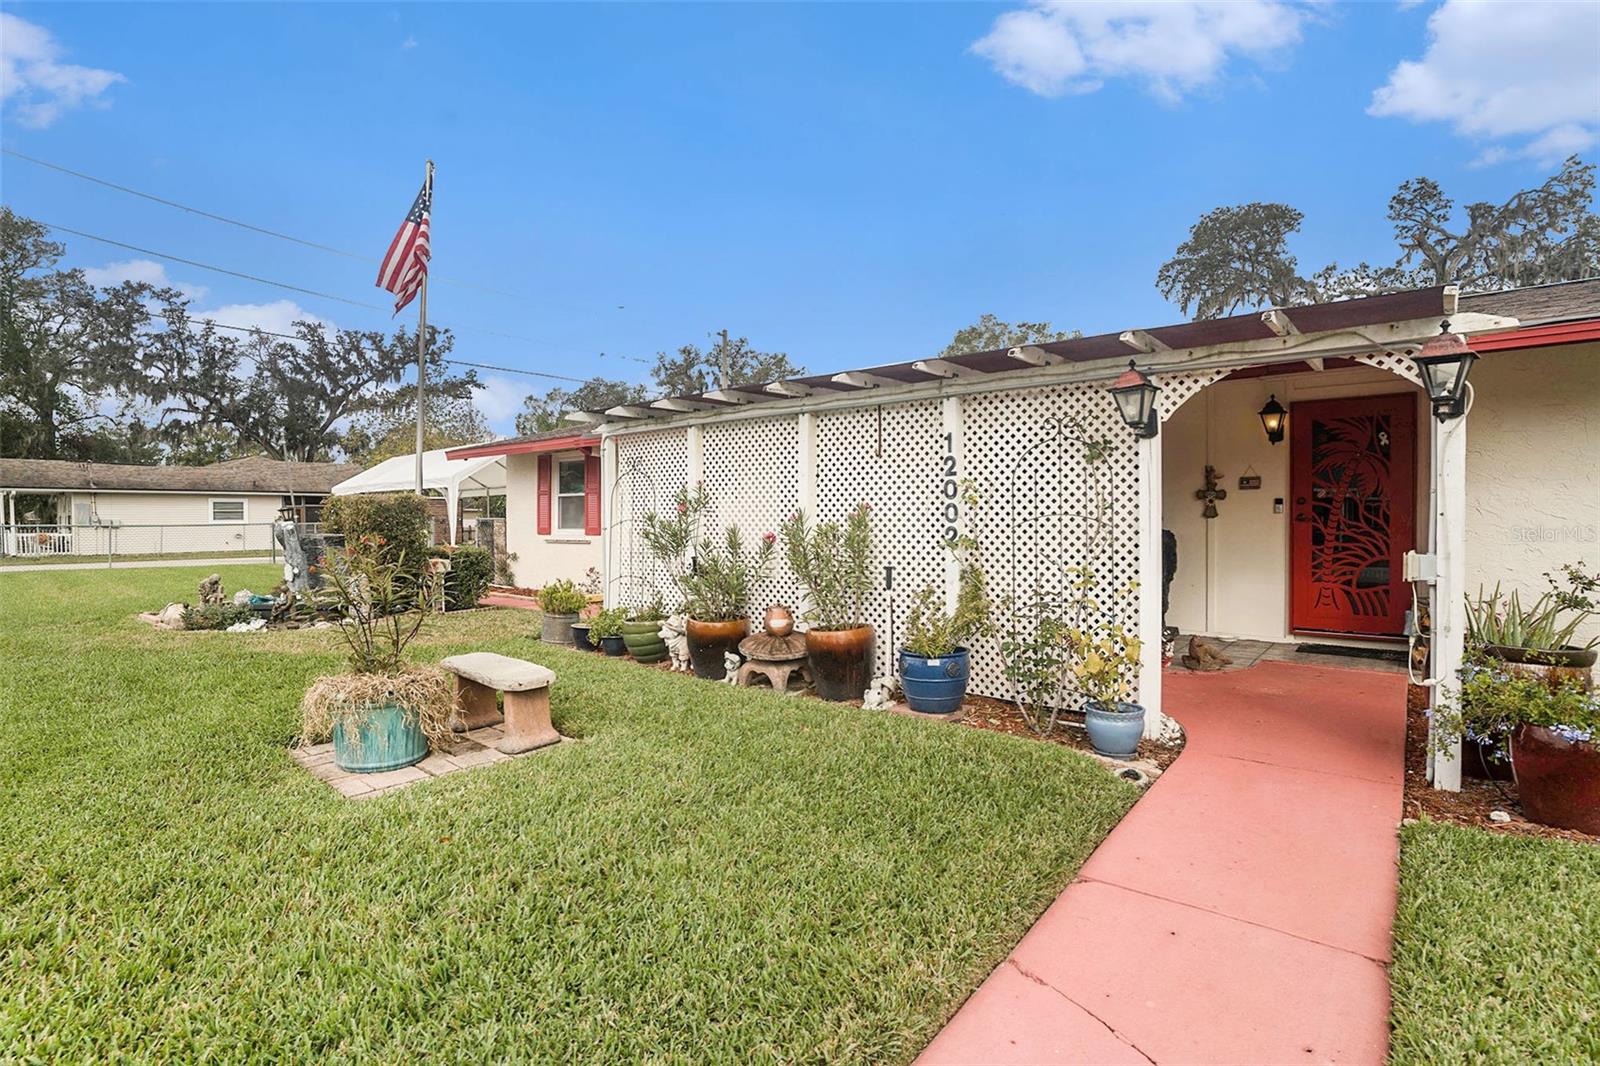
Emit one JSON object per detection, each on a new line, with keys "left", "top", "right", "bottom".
{"left": 861, "top": 676, "right": 896, "bottom": 710}
{"left": 721, "top": 650, "right": 742, "bottom": 684}
{"left": 660, "top": 614, "right": 691, "bottom": 672}
{"left": 198, "top": 574, "right": 225, "bottom": 606}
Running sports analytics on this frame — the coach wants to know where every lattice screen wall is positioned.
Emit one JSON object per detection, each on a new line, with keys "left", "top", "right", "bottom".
{"left": 961, "top": 385, "right": 1143, "bottom": 702}
{"left": 613, "top": 428, "right": 688, "bottom": 606}
{"left": 701, "top": 417, "right": 804, "bottom": 621}
{"left": 816, "top": 401, "right": 945, "bottom": 679}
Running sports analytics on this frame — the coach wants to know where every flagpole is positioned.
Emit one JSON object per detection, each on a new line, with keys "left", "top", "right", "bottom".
{"left": 414, "top": 158, "right": 433, "bottom": 497}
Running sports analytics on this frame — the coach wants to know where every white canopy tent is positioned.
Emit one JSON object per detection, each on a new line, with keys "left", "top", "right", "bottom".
{"left": 331, "top": 449, "right": 506, "bottom": 545}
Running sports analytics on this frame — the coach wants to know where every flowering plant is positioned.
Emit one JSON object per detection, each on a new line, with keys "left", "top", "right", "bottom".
{"left": 1431, "top": 651, "right": 1599, "bottom": 756}
{"left": 778, "top": 502, "right": 873, "bottom": 631}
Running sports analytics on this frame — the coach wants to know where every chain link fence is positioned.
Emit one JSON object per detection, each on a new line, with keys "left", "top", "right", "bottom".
{"left": 1, "top": 523, "right": 281, "bottom": 565}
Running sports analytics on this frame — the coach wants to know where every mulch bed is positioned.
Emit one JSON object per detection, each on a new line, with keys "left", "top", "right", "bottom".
{"left": 1403, "top": 683, "right": 1598, "bottom": 845}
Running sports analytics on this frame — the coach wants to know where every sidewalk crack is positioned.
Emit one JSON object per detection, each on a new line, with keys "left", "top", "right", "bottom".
{"left": 1007, "top": 958, "right": 1159, "bottom": 1065}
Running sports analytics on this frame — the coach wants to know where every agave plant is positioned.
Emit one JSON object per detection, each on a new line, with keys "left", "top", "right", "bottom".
{"left": 1465, "top": 562, "right": 1599, "bottom": 652}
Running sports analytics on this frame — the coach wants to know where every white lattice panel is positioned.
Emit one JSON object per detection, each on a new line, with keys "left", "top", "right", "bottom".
{"left": 613, "top": 428, "right": 688, "bottom": 607}
{"left": 962, "top": 384, "right": 1143, "bottom": 703}
{"left": 702, "top": 417, "right": 802, "bottom": 623}
{"left": 816, "top": 401, "right": 945, "bottom": 678}
{"left": 1155, "top": 368, "right": 1232, "bottom": 419}
{"left": 1354, "top": 351, "right": 1423, "bottom": 385}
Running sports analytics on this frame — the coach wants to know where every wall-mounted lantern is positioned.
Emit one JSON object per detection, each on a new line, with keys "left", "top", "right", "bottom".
{"left": 1257, "top": 394, "right": 1287, "bottom": 445}
{"left": 1109, "top": 360, "right": 1160, "bottom": 439}
{"left": 1412, "top": 321, "right": 1478, "bottom": 421}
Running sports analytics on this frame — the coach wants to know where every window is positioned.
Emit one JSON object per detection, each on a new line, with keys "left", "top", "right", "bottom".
{"left": 556, "top": 459, "right": 586, "bottom": 531}
{"left": 210, "top": 498, "right": 246, "bottom": 523}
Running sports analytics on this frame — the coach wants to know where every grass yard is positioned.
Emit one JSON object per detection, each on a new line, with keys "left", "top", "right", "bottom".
{"left": 1389, "top": 821, "right": 1600, "bottom": 1064}
{"left": 0, "top": 567, "right": 1137, "bottom": 1061}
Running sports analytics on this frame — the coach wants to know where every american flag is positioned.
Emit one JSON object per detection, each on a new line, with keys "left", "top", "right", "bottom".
{"left": 376, "top": 171, "right": 432, "bottom": 315}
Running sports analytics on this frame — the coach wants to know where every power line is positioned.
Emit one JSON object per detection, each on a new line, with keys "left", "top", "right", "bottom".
{"left": 3, "top": 147, "right": 521, "bottom": 298}
{"left": 21, "top": 215, "right": 651, "bottom": 364}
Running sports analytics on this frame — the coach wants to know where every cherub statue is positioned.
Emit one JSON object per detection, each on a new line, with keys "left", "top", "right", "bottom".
{"left": 862, "top": 676, "right": 897, "bottom": 710}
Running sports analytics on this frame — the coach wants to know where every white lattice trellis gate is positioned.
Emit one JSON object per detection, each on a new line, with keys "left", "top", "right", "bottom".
{"left": 606, "top": 382, "right": 1147, "bottom": 706}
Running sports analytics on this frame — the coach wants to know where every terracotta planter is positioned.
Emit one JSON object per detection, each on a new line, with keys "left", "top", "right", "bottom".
{"left": 806, "top": 625, "right": 874, "bottom": 702}
{"left": 1511, "top": 724, "right": 1600, "bottom": 834}
{"left": 686, "top": 617, "right": 749, "bottom": 680}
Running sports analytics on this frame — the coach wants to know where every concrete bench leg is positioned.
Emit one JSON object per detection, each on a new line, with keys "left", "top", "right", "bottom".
{"left": 496, "top": 687, "right": 560, "bottom": 754}
{"left": 451, "top": 677, "right": 503, "bottom": 732}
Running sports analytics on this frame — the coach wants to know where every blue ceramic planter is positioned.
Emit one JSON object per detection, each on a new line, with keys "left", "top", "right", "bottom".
{"left": 332, "top": 702, "right": 429, "bottom": 773}
{"left": 1084, "top": 700, "right": 1146, "bottom": 758}
{"left": 899, "top": 647, "right": 970, "bottom": 714}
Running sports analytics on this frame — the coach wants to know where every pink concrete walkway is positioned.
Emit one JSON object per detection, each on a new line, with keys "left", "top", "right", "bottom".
{"left": 919, "top": 660, "right": 1407, "bottom": 1065}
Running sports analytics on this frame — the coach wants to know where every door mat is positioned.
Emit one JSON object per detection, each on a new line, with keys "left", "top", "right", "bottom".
{"left": 1296, "top": 643, "right": 1407, "bottom": 663}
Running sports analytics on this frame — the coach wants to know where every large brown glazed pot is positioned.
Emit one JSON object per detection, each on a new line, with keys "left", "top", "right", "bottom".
{"left": 1511, "top": 724, "right": 1600, "bottom": 835}
{"left": 806, "top": 625, "right": 874, "bottom": 702}
{"left": 686, "top": 617, "right": 749, "bottom": 680}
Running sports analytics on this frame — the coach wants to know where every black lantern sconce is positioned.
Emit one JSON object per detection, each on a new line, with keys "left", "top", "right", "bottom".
{"left": 1257, "top": 394, "right": 1287, "bottom": 445}
{"left": 1412, "top": 321, "right": 1478, "bottom": 421}
{"left": 1109, "top": 360, "right": 1160, "bottom": 439}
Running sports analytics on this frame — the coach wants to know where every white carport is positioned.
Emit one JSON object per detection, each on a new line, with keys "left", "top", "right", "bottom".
{"left": 331, "top": 449, "right": 506, "bottom": 545}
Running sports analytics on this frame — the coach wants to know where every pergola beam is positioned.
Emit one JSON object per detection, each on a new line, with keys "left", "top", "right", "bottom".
{"left": 831, "top": 371, "right": 899, "bottom": 389}
{"left": 1119, "top": 329, "right": 1171, "bottom": 354}
{"left": 1007, "top": 345, "right": 1064, "bottom": 367}
{"left": 604, "top": 405, "right": 652, "bottom": 419}
{"left": 1261, "top": 309, "right": 1300, "bottom": 337}
{"left": 911, "top": 358, "right": 979, "bottom": 380}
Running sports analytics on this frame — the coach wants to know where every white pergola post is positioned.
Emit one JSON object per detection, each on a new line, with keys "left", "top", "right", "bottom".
{"left": 1137, "top": 426, "right": 1167, "bottom": 739}
{"left": 796, "top": 412, "right": 819, "bottom": 516}
{"left": 600, "top": 436, "right": 620, "bottom": 607}
{"left": 941, "top": 396, "right": 964, "bottom": 612}
{"left": 1429, "top": 409, "right": 1468, "bottom": 791}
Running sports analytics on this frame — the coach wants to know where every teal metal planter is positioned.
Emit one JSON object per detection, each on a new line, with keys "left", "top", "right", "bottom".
{"left": 1084, "top": 700, "right": 1145, "bottom": 759}
{"left": 332, "top": 702, "right": 429, "bottom": 773}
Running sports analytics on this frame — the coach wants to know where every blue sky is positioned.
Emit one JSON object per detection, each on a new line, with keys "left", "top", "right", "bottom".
{"left": 3, "top": 2, "right": 1596, "bottom": 433}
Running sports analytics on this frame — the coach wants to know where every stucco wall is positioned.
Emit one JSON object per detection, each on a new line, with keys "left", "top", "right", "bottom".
{"left": 62, "top": 492, "right": 282, "bottom": 554}
{"left": 504, "top": 451, "right": 602, "bottom": 588}
{"left": 1464, "top": 341, "right": 1600, "bottom": 648}
{"left": 1161, "top": 366, "right": 1431, "bottom": 641}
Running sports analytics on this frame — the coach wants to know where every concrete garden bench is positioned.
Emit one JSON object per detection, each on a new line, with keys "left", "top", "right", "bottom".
{"left": 439, "top": 652, "right": 559, "bottom": 755}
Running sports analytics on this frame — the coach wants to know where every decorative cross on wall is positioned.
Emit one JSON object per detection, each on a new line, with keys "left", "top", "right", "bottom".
{"left": 1195, "top": 465, "right": 1227, "bottom": 519}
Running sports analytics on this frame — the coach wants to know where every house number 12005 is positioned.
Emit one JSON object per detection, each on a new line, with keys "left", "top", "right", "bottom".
{"left": 940, "top": 431, "right": 958, "bottom": 543}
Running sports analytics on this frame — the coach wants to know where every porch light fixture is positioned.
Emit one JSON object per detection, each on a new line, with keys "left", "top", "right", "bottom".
{"left": 1412, "top": 321, "right": 1478, "bottom": 421}
{"left": 1257, "top": 394, "right": 1287, "bottom": 445}
{"left": 1109, "top": 360, "right": 1160, "bottom": 439}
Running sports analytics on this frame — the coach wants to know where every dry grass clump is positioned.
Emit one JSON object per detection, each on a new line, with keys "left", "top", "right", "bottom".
{"left": 298, "top": 665, "right": 453, "bottom": 750}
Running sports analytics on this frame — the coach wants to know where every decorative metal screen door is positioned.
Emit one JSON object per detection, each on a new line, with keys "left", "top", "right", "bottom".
{"left": 1290, "top": 394, "right": 1416, "bottom": 637}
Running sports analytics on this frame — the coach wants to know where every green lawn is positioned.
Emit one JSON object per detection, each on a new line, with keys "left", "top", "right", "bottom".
{"left": 0, "top": 567, "right": 1136, "bottom": 1061}
{"left": 1389, "top": 821, "right": 1600, "bottom": 1064}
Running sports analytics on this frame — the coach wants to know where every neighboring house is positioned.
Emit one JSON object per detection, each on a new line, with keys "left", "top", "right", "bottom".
{"left": 446, "top": 427, "right": 602, "bottom": 587}
{"left": 0, "top": 456, "right": 357, "bottom": 556}
{"left": 493, "top": 277, "right": 1596, "bottom": 793}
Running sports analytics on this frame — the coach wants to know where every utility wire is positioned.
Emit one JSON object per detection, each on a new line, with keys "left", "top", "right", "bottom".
{"left": 3, "top": 147, "right": 521, "bottom": 298}
{"left": 22, "top": 216, "right": 651, "bottom": 364}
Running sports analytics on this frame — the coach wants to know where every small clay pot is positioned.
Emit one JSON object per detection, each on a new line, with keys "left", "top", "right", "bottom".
{"left": 806, "top": 625, "right": 874, "bottom": 702}
{"left": 686, "top": 617, "right": 750, "bottom": 680}
{"left": 1511, "top": 724, "right": 1600, "bottom": 835}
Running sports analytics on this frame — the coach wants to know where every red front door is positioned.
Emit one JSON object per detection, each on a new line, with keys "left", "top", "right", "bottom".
{"left": 1290, "top": 394, "right": 1416, "bottom": 637}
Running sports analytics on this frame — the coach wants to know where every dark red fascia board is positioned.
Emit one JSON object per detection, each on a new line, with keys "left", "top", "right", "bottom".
{"left": 446, "top": 434, "right": 599, "bottom": 460}
{"left": 1470, "top": 318, "right": 1600, "bottom": 352}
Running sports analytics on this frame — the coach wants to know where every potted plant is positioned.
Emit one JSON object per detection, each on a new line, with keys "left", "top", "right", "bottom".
{"left": 300, "top": 536, "right": 453, "bottom": 773}
{"left": 621, "top": 596, "right": 669, "bottom": 662}
{"left": 779, "top": 502, "right": 875, "bottom": 701}
{"left": 1434, "top": 654, "right": 1600, "bottom": 834}
{"left": 1060, "top": 568, "right": 1144, "bottom": 757}
{"left": 1467, "top": 563, "right": 1598, "bottom": 672}
{"left": 588, "top": 607, "right": 629, "bottom": 656}
{"left": 901, "top": 555, "right": 990, "bottom": 715}
{"left": 642, "top": 484, "right": 773, "bottom": 680}
{"left": 569, "top": 618, "right": 596, "bottom": 651}
{"left": 537, "top": 579, "right": 587, "bottom": 645}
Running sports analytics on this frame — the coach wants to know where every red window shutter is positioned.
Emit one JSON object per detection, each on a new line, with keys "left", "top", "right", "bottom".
{"left": 536, "top": 455, "right": 552, "bottom": 535}
{"left": 584, "top": 452, "right": 601, "bottom": 535}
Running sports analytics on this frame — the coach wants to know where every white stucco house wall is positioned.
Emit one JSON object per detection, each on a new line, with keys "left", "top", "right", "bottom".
{"left": 446, "top": 428, "right": 603, "bottom": 588}
{"left": 0, "top": 456, "right": 357, "bottom": 556}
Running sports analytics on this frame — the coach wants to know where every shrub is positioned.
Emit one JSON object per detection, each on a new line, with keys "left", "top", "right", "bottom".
{"left": 588, "top": 607, "right": 628, "bottom": 644}
{"left": 538, "top": 579, "right": 587, "bottom": 616}
{"left": 780, "top": 503, "right": 872, "bottom": 631}
{"left": 182, "top": 603, "right": 254, "bottom": 630}
{"left": 431, "top": 544, "right": 492, "bottom": 610}
{"left": 321, "top": 493, "right": 431, "bottom": 572}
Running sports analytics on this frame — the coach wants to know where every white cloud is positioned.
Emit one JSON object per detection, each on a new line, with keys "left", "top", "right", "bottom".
{"left": 83, "top": 258, "right": 209, "bottom": 302}
{"left": 0, "top": 13, "right": 125, "bottom": 128}
{"left": 472, "top": 374, "right": 528, "bottom": 429}
{"left": 191, "top": 300, "right": 330, "bottom": 340}
{"left": 1369, "top": 0, "right": 1600, "bottom": 164}
{"left": 970, "top": 1, "right": 1308, "bottom": 103}
{"left": 400, "top": 35, "right": 418, "bottom": 50}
